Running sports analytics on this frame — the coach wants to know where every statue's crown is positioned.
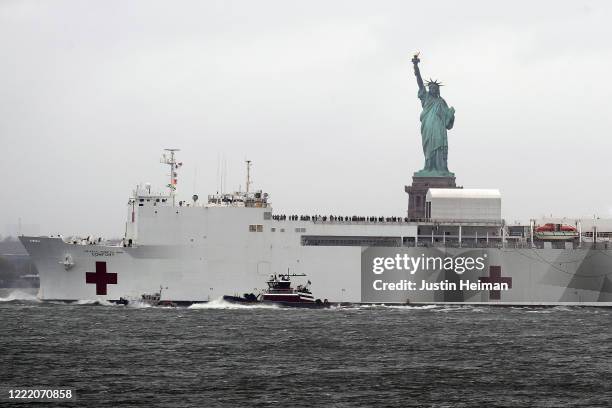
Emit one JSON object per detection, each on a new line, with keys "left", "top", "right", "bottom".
{"left": 426, "top": 79, "right": 443, "bottom": 87}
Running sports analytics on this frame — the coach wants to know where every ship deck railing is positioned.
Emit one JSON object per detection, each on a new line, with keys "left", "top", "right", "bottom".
{"left": 410, "top": 239, "right": 612, "bottom": 250}
{"left": 272, "top": 215, "right": 503, "bottom": 226}
{"left": 410, "top": 218, "right": 504, "bottom": 226}
{"left": 273, "top": 216, "right": 410, "bottom": 224}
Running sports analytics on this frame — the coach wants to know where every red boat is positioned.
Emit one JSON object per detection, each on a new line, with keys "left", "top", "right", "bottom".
{"left": 262, "top": 273, "right": 317, "bottom": 304}
{"left": 223, "top": 273, "right": 330, "bottom": 308}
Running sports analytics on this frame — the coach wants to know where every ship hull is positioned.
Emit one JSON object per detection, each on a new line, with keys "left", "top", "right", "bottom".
{"left": 20, "top": 236, "right": 612, "bottom": 306}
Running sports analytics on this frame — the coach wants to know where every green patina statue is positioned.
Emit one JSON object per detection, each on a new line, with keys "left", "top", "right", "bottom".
{"left": 412, "top": 53, "right": 455, "bottom": 177}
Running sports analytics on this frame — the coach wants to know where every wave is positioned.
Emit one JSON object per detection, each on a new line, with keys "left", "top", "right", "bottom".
{"left": 72, "top": 299, "right": 117, "bottom": 307}
{"left": 0, "top": 290, "right": 40, "bottom": 303}
{"left": 552, "top": 306, "right": 573, "bottom": 312}
{"left": 351, "top": 304, "right": 442, "bottom": 310}
{"left": 432, "top": 306, "right": 485, "bottom": 313}
{"left": 526, "top": 306, "right": 574, "bottom": 313}
{"left": 125, "top": 301, "right": 153, "bottom": 309}
{"left": 188, "top": 298, "right": 280, "bottom": 310}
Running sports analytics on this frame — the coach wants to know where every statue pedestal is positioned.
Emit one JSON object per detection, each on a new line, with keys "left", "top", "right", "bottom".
{"left": 405, "top": 175, "right": 459, "bottom": 220}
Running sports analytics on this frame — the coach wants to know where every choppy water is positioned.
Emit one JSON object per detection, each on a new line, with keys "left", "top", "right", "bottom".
{"left": 1, "top": 293, "right": 611, "bottom": 407}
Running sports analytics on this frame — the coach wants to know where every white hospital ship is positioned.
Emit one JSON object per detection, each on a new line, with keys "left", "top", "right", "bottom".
{"left": 20, "top": 149, "right": 612, "bottom": 305}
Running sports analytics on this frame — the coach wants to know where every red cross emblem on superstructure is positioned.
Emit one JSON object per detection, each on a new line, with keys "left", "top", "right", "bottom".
{"left": 480, "top": 265, "right": 512, "bottom": 300}
{"left": 86, "top": 261, "right": 117, "bottom": 295}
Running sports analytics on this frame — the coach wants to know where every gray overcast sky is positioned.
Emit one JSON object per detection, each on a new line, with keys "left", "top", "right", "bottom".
{"left": 1, "top": 0, "right": 611, "bottom": 237}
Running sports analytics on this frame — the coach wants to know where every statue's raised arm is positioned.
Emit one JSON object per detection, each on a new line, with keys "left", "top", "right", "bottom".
{"left": 412, "top": 53, "right": 425, "bottom": 91}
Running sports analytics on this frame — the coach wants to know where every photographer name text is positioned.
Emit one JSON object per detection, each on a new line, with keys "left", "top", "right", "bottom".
{"left": 372, "top": 279, "right": 508, "bottom": 291}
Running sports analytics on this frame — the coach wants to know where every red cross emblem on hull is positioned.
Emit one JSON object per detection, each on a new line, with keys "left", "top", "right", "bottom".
{"left": 480, "top": 265, "right": 512, "bottom": 300}
{"left": 86, "top": 261, "right": 117, "bottom": 295}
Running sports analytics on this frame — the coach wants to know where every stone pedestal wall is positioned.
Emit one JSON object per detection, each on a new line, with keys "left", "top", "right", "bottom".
{"left": 405, "top": 176, "right": 459, "bottom": 220}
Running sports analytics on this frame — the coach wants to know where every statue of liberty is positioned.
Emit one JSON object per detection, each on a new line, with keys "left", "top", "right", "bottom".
{"left": 412, "top": 53, "right": 455, "bottom": 177}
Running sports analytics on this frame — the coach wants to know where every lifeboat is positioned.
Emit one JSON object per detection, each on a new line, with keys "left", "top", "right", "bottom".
{"left": 117, "top": 286, "right": 177, "bottom": 307}
{"left": 534, "top": 223, "right": 578, "bottom": 241}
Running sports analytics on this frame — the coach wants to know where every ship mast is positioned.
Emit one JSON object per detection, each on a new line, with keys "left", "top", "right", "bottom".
{"left": 245, "top": 159, "right": 252, "bottom": 193}
{"left": 161, "top": 148, "right": 181, "bottom": 206}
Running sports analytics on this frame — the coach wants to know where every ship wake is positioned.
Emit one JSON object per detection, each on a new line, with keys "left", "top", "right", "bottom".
{"left": 0, "top": 290, "right": 40, "bottom": 303}
{"left": 72, "top": 299, "right": 118, "bottom": 307}
{"left": 188, "top": 298, "right": 280, "bottom": 310}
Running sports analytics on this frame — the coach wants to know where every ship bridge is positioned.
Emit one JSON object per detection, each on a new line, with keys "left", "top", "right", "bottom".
{"left": 206, "top": 191, "right": 270, "bottom": 208}
{"left": 206, "top": 159, "right": 270, "bottom": 208}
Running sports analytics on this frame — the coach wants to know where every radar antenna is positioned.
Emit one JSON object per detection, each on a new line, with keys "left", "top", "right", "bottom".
{"left": 161, "top": 148, "right": 181, "bottom": 206}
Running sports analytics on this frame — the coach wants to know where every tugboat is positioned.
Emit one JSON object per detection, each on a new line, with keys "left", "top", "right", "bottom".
{"left": 223, "top": 273, "right": 330, "bottom": 308}
{"left": 535, "top": 223, "right": 579, "bottom": 241}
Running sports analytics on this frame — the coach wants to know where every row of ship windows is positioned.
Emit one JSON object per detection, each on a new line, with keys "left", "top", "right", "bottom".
{"left": 583, "top": 232, "right": 612, "bottom": 237}
{"left": 248, "top": 225, "right": 307, "bottom": 233}
{"left": 301, "top": 236, "right": 402, "bottom": 246}
{"left": 138, "top": 198, "right": 168, "bottom": 207}
{"left": 139, "top": 198, "right": 167, "bottom": 203}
